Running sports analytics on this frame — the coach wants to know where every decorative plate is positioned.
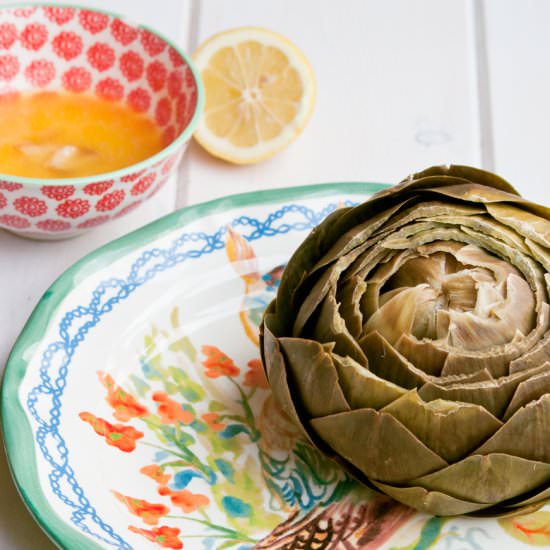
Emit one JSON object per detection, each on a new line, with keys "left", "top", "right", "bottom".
{"left": 2, "top": 183, "right": 549, "bottom": 549}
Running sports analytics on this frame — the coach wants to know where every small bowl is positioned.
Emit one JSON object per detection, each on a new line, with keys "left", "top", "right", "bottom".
{"left": 0, "top": 3, "right": 203, "bottom": 239}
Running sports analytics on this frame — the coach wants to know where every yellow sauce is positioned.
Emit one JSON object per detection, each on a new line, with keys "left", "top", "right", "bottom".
{"left": 0, "top": 92, "right": 165, "bottom": 178}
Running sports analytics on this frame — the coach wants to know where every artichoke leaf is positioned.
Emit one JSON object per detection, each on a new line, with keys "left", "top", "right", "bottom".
{"left": 418, "top": 362, "right": 549, "bottom": 418}
{"left": 441, "top": 352, "right": 510, "bottom": 380}
{"left": 454, "top": 242, "right": 521, "bottom": 282}
{"left": 360, "top": 330, "right": 431, "bottom": 388}
{"left": 261, "top": 322, "right": 314, "bottom": 445}
{"left": 380, "top": 389, "right": 502, "bottom": 463}
{"left": 360, "top": 330, "right": 494, "bottom": 388}
{"left": 373, "top": 200, "right": 486, "bottom": 239}
{"left": 307, "top": 288, "right": 367, "bottom": 364}
{"left": 416, "top": 239, "right": 469, "bottom": 257}
{"left": 437, "top": 368, "right": 495, "bottom": 386}
{"left": 345, "top": 244, "right": 394, "bottom": 283}
{"left": 422, "top": 214, "right": 531, "bottom": 254}
{"left": 261, "top": 306, "right": 283, "bottom": 337}
{"left": 487, "top": 203, "right": 550, "bottom": 248}
{"left": 371, "top": 481, "right": 491, "bottom": 516}
{"left": 362, "top": 285, "right": 432, "bottom": 346}
{"left": 491, "top": 273, "right": 536, "bottom": 336}
{"left": 382, "top": 226, "right": 477, "bottom": 251}
{"left": 442, "top": 302, "right": 549, "bottom": 377}
{"left": 475, "top": 392, "right": 550, "bottom": 462}
{"left": 384, "top": 250, "right": 460, "bottom": 290}
{"left": 335, "top": 277, "right": 366, "bottom": 338}
{"left": 359, "top": 281, "right": 384, "bottom": 321}
{"left": 278, "top": 337, "right": 350, "bottom": 418}
{"left": 443, "top": 271, "right": 488, "bottom": 311}
{"left": 388, "top": 175, "right": 515, "bottom": 207}
{"left": 380, "top": 221, "right": 443, "bottom": 249}
{"left": 509, "top": 303, "right": 550, "bottom": 373}
{"left": 403, "top": 165, "right": 519, "bottom": 195}
{"left": 420, "top": 182, "right": 526, "bottom": 205}
{"left": 411, "top": 287, "right": 446, "bottom": 341}
{"left": 441, "top": 283, "right": 546, "bottom": 367}
{"left": 332, "top": 353, "right": 407, "bottom": 410}
{"left": 310, "top": 202, "right": 404, "bottom": 273}
{"left": 503, "top": 369, "right": 550, "bottom": 420}
{"left": 474, "top": 280, "right": 506, "bottom": 319}
{"left": 411, "top": 454, "right": 550, "bottom": 505}
{"left": 456, "top": 233, "right": 549, "bottom": 336}
{"left": 459, "top": 226, "right": 547, "bottom": 298}
{"left": 366, "top": 248, "right": 416, "bottom": 285}
{"left": 394, "top": 334, "right": 448, "bottom": 376}
{"left": 359, "top": 249, "right": 416, "bottom": 319}
{"left": 445, "top": 305, "right": 528, "bottom": 353}
{"left": 526, "top": 238, "right": 550, "bottom": 274}
{"left": 274, "top": 207, "right": 349, "bottom": 333}
{"left": 293, "top": 237, "right": 372, "bottom": 337}
{"left": 310, "top": 408, "right": 448, "bottom": 484}
{"left": 259, "top": 305, "right": 276, "bottom": 367}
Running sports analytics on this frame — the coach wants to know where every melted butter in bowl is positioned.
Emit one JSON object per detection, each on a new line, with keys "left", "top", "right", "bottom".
{"left": 0, "top": 92, "right": 165, "bottom": 179}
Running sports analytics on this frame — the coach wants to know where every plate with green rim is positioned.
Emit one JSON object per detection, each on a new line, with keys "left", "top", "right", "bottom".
{"left": 2, "top": 182, "right": 546, "bottom": 550}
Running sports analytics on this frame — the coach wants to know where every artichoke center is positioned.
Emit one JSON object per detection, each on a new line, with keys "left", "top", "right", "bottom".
{"left": 367, "top": 245, "right": 536, "bottom": 351}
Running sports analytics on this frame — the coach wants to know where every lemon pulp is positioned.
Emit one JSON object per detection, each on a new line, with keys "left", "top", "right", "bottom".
{"left": 193, "top": 27, "right": 316, "bottom": 164}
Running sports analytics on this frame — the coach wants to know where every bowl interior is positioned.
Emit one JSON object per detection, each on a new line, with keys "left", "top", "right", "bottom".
{"left": 0, "top": 4, "right": 199, "bottom": 150}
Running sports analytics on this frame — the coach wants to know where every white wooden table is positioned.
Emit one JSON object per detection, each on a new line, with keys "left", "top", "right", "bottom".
{"left": 0, "top": 0, "right": 548, "bottom": 547}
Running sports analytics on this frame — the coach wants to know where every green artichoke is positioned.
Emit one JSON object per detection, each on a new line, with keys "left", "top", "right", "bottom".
{"left": 260, "top": 165, "right": 550, "bottom": 516}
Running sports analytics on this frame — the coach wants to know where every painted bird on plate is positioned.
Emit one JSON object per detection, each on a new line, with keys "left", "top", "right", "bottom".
{"left": 225, "top": 225, "right": 285, "bottom": 346}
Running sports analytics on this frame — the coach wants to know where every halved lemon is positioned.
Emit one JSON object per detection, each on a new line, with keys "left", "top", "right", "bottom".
{"left": 192, "top": 27, "right": 316, "bottom": 164}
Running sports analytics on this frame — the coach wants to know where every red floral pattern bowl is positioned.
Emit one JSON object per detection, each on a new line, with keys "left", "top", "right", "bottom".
{"left": 0, "top": 4, "right": 203, "bottom": 239}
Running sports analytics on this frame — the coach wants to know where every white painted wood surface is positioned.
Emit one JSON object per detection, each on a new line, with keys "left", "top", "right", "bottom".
{"left": 484, "top": 0, "right": 550, "bottom": 205}
{"left": 0, "top": 0, "right": 548, "bottom": 548}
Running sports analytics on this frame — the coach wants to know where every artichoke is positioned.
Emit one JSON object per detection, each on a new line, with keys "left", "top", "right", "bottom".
{"left": 260, "top": 165, "right": 550, "bottom": 516}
